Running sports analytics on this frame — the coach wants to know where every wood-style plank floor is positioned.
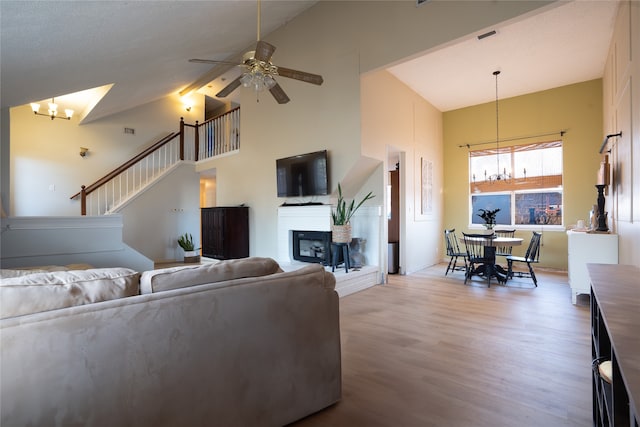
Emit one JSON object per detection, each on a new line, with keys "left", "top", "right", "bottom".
{"left": 290, "top": 264, "right": 591, "bottom": 427}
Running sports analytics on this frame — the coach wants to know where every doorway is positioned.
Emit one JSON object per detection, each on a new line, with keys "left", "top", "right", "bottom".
{"left": 388, "top": 163, "right": 399, "bottom": 274}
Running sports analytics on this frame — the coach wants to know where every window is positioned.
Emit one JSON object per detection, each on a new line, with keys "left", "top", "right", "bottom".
{"left": 469, "top": 141, "right": 563, "bottom": 227}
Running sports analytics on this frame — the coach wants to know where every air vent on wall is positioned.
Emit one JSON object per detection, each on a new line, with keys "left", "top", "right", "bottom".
{"left": 477, "top": 30, "right": 497, "bottom": 40}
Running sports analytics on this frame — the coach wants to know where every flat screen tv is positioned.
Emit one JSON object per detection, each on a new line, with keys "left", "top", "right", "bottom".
{"left": 276, "top": 150, "right": 329, "bottom": 197}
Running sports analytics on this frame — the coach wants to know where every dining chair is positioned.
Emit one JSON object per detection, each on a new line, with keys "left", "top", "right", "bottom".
{"left": 506, "top": 231, "right": 542, "bottom": 287}
{"left": 494, "top": 229, "right": 516, "bottom": 257}
{"left": 461, "top": 232, "right": 494, "bottom": 286}
{"left": 444, "top": 229, "right": 467, "bottom": 275}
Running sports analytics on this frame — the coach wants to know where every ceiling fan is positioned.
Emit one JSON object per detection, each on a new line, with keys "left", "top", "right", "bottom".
{"left": 189, "top": 0, "right": 323, "bottom": 104}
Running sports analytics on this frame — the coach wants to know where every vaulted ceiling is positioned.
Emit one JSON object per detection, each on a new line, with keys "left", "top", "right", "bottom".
{"left": 388, "top": 0, "right": 618, "bottom": 111}
{"left": 0, "top": 1, "right": 618, "bottom": 122}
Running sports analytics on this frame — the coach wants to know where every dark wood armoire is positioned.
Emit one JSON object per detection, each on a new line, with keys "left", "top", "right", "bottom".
{"left": 201, "top": 206, "right": 249, "bottom": 260}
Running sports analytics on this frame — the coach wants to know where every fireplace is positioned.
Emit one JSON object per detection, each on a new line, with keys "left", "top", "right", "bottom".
{"left": 292, "top": 230, "right": 333, "bottom": 265}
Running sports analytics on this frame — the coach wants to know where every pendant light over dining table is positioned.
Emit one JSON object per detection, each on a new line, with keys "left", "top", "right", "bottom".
{"left": 485, "top": 70, "right": 511, "bottom": 183}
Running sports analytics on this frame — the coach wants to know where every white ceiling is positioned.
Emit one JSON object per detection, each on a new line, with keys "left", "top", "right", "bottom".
{"left": 388, "top": 0, "right": 619, "bottom": 111}
{"left": 0, "top": 0, "right": 619, "bottom": 121}
{"left": 0, "top": 0, "right": 317, "bottom": 121}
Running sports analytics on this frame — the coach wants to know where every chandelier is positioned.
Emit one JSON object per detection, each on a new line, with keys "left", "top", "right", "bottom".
{"left": 30, "top": 98, "right": 74, "bottom": 120}
{"left": 485, "top": 70, "right": 511, "bottom": 183}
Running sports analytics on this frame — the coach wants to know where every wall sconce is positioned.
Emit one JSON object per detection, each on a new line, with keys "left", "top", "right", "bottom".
{"left": 79, "top": 147, "right": 89, "bottom": 158}
{"left": 183, "top": 99, "right": 193, "bottom": 112}
{"left": 599, "top": 132, "right": 622, "bottom": 154}
{"left": 31, "top": 98, "right": 74, "bottom": 120}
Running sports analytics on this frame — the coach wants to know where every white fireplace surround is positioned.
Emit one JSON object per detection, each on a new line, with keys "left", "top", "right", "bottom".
{"left": 277, "top": 205, "right": 382, "bottom": 269}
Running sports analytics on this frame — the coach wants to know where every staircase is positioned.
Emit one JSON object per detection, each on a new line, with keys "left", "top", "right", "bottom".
{"left": 71, "top": 107, "right": 240, "bottom": 216}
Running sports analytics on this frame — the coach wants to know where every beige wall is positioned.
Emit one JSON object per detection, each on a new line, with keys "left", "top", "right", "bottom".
{"left": 3, "top": 1, "right": 556, "bottom": 265}
{"left": 9, "top": 94, "right": 204, "bottom": 216}
{"left": 603, "top": 1, "right": 640, "bottom": 266}
{"left": 444, "top": 79, "right": 603, "bottom": 270}
{"left": 196, "top": 0, "right": 550, "bottom": 261}
{"left": 8, "top": 94, "right": 205, "bottom": 262}
{"left": 361, "top": 71, "right": 443, "bottom": 274}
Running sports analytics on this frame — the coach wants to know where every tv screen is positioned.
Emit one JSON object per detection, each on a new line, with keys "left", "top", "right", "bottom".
{"left": 276, "top": 150, "right": 329, "bottom": 197}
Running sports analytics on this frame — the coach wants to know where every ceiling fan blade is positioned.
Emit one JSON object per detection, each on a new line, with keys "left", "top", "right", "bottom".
{"left": 189, "top": 58, "right": 239, "bottom": 66}
{"left": 276, "top": 66, "right": 324, "bottom": 85}
{"left": 269, "top": 82, "right": 290, "bottom": 104}
{"left": 216, "top": 75, "right": 243, "bottom": 98}
{"left": 254, "top": 40, "right": 276, "bottom": 62}
{"left": 181, "top": 57, "right": 242, "bottom": 97}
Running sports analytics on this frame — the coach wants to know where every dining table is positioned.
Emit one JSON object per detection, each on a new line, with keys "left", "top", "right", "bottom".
{"left": 460, "top": 235, "right": 523, "bottom": 284}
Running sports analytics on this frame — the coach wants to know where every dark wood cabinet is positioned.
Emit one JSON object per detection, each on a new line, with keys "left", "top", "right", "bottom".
{"left": 589, "top": 264, "right": 639, "bottom": 427}
{"left": 201, "top": 207, "right": 249, "bottom": 260}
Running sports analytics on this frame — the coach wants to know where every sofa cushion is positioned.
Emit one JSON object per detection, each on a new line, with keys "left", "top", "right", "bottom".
{"left": 0, "top": 264, "right": 95, "bottom": 279}
{"left": 140, "top": 257, "right": 283, "bottom": 294}
{"left": 0, "top": 268, "right": 140, "bottom": 319}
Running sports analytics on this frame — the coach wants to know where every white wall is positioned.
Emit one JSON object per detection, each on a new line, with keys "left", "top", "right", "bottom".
{"left": 361, "top": 71, "right": 444, "bottom": 274}
{"left": 118, "top": 163, "right": 200, "bottom": 263}
{"left": 1, "top": 107, "right": 9, "bottom": 216}
{"left": 0, "top": 215, "right": 153, "bottom": 271}
{"left": 603, "top": 1, "right": 640, "bottom": 266}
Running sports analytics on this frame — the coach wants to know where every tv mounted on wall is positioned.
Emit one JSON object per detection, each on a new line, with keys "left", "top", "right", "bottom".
{"left": 276, "top": 150, "right": 329, "bottom": 198}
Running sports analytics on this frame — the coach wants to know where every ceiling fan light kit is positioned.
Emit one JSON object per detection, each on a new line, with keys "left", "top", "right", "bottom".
{"left": 188, "top": 0, "right": 323, "bottom": 104}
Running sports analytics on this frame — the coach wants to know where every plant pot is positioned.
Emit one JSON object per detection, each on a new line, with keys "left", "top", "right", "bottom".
{"left": 331, "top": 224, "right": 352, "bottom": 243}
{"left": 183, "top": 250, "right": 200, "bottom": 263}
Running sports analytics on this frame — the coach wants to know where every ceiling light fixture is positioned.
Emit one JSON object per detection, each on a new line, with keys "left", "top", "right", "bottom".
{"left": 239, "top": 51, "right": 278, "bottom": 92}
{"left": 239, "top": 0, "right": 277, "bottom": 95}
{"left": 30, "top": 98, "right": 74, "bottom": 120}
{"left": 485, "top": 70, "right": 511, "bottom": 183}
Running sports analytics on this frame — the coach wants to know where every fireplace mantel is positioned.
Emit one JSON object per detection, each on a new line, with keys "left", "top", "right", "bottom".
{"left": 277, "top": 205, "right": 332, "bottom": 263}
{"left": 277, "top": 204, "right": 383, "bottom": 297}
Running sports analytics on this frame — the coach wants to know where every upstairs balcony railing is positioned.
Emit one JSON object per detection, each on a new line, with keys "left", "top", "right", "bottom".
{"left": 71, "top": 107, "right": 240, "bottom": 215}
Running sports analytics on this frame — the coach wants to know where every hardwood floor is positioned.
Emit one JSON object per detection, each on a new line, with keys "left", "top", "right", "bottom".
{"left": 290, "top": 264, "right": 592, "bottom": 427}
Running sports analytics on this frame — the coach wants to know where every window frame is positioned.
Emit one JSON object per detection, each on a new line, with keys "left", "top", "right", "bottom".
{"left": 468, "top": 140, "right": 564, "bottom": 231}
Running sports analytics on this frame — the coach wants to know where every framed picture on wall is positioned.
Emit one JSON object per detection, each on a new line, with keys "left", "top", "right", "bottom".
{"left": 416, "top": 157, "right": 433, "bottom": 220}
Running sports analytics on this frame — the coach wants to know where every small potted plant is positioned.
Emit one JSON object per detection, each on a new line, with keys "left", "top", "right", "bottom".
{"left": 177, "top": 233, "right": 200, "bottom": 263}
{"left": 331, "top": 183, "right": 375, "bottom": 243}
{"left": 477, "top": 208, "right": 500, "bottom": 230}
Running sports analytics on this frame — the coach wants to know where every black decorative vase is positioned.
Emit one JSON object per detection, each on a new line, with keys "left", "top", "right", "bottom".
{"left": 595, "top": 185, "right": 608, "bottom": 232}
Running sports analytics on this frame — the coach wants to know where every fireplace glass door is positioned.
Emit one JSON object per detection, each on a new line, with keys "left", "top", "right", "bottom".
{"left": 292, "top": 231, "right": 332, "bottom": 265}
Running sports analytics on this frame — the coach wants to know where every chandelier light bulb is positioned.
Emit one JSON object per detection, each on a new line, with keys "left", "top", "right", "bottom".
{"left": 264, "top": 75, "right": 276, "bottom": 89}
{"left": 48, "top": 101, "right": 58, "bottom": 118}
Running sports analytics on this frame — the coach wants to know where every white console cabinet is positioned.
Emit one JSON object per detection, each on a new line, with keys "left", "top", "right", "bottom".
{"left": 567, "top": 230, "right": 618, "bottom": 304}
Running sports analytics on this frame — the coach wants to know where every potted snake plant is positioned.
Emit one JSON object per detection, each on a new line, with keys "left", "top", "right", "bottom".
{"left": 178, "top": 233, "right": 200, "bottom": 263}
{"left": 331, "top": 183, "right": 375, "bottom": 243}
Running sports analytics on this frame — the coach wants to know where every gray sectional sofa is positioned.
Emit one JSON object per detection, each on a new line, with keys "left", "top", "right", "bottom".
{"left": 0, "top": 258, "right": 341, "bottom": 427}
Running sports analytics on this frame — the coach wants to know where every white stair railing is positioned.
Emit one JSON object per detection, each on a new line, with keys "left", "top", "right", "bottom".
{"left": 73, "top": 109, "right": 241, "bottom": 216}
{"left": 85, "top": 137, "right": 182, "bottom": 215}
{"left": 197, "top": 106, "right": 241, "bottom": 160}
